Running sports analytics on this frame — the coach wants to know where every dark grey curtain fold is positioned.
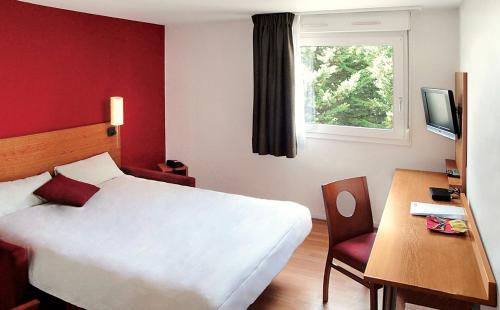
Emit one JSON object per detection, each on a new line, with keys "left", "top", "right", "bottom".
{"left": 252, "top": 13, "right": 297, "bottom": 158}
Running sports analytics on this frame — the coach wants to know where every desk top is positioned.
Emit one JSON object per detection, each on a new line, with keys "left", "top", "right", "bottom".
{"left": 364, "top": 169, "right": 496, "bottom": 306}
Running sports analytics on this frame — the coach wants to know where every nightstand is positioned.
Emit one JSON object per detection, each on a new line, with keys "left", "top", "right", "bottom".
{"left": 158, "top": 163, "right": 189, "bottom": 176}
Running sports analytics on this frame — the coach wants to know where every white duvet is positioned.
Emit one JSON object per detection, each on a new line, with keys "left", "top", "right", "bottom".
{"left": 0, "top": 175, "right": 311, "bottom": 310}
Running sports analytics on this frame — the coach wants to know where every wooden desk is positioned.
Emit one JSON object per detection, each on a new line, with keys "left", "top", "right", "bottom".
{"left": 364, "top": 169, "right": 496, "bottom": 308}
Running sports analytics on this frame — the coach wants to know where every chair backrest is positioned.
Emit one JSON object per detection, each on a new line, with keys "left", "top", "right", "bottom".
{"left": 322, "top": 176, "right": 374, "bottom": 247}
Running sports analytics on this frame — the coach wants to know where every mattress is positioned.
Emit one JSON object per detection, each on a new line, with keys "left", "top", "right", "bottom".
{"left": 0, "top": 175, "right": 312, "bottom": 310}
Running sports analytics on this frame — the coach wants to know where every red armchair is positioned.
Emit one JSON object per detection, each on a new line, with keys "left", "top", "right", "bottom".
{"left": 10, "top": 300, "right": 39, "bottom": 310}
{"left": 121, "top": 166, "right": 196, "bottom": 187}
{"left": 0, "top": 240, "right": 38, "bottom": 310}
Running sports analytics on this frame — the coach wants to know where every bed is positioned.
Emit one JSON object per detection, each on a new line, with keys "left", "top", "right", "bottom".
{"left": 0, "top": 123, "right": 312, "bottom": 310}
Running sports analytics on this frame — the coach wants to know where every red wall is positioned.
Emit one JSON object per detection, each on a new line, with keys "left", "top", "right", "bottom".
{"left": 0, "top": 0, "right": 165, "bottom": 169}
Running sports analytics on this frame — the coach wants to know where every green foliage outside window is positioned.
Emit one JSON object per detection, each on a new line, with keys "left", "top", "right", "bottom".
{"left": 301, "top": 45, "right": 394, "bottom": 129}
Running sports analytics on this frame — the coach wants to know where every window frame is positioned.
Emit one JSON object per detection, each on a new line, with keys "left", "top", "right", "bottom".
{"left": 299, "top": 31, "right": 410, "bottom": 145}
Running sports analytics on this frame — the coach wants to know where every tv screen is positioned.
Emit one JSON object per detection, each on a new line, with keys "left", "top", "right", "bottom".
{"left": 421, "top": 88, "right": 459, "bottom": 140}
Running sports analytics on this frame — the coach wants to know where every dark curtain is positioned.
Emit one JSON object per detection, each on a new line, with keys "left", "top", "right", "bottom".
{"left": 252, "top": 13, "right": 297, "bottom": 158}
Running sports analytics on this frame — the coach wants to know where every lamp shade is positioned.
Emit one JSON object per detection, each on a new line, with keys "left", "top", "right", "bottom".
{"left": 110, "top": 97, "right": 124, "bottom": 126}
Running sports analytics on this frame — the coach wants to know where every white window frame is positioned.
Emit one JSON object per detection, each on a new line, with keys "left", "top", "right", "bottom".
{"left": 299, "top": 31, "right": 410, "bottom": 145}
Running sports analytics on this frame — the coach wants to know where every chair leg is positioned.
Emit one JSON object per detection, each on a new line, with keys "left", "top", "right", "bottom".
{"left": 369, "top": 284, "right": 378, "bottom": 310}
{"left": 323, "top": 249, "right": 334, "bottom": 303}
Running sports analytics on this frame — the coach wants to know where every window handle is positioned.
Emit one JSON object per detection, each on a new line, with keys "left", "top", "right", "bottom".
{"left": 398, "top": 97, "right": 403, "bottom": 112}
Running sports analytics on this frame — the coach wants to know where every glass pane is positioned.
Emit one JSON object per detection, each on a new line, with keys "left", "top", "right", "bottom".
{"left": 301, "top": 45, "right": 394, "bottom": 129}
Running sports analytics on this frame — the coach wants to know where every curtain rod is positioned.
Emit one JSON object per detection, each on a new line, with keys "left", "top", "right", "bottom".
{"left": 294, "top": 6, "right": 422, "bottom": 16}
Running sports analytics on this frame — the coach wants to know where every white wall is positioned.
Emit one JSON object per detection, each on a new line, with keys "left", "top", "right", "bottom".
{"left": 460, "top": 1, "right": 500, "bottom": 308}
{"left": 165, "top": 9, "right": 458, "bottom": 224}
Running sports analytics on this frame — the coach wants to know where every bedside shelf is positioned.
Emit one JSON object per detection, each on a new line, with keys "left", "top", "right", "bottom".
{"left": 446, "top": 159, "right": 463, "bottom": 191}
{"left": 158, "top": 163, "right": 188, "bottom": 176}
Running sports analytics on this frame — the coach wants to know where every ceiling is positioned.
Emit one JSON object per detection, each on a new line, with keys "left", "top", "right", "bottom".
{"left": 21, "top": 0, "right": 462, "bottom": 25}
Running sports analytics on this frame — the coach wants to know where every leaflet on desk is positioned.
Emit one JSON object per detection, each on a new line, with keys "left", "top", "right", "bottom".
{"left": 410, "top": 201, "right": 465, "bottom": 220}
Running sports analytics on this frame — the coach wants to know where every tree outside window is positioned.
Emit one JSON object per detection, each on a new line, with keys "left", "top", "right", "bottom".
{"left": 301, "top": 45, "right": 394, "bottom": 129}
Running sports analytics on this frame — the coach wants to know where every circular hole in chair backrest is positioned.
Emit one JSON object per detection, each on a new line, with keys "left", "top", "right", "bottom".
{"left": 336, "top": 191, "right": 356, "bottom": 217}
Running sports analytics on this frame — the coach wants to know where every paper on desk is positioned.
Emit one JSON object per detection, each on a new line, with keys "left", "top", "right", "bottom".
{"left": 410, "top": 201, "right": 465, "bottom": 220}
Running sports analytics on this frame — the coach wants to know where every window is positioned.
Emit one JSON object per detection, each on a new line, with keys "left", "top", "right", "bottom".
{"left": 298, "top": 22, "right": 409, "bottom": 145}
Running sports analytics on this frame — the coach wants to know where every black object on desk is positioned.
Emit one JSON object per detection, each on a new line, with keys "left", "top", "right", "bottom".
{"left": 429, "top": 187, "right": 452, "bottom": 201}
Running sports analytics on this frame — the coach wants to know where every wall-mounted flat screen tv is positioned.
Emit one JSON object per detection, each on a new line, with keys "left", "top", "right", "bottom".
{"left": 421, "top": 88, "right": 459, "bottom": 140}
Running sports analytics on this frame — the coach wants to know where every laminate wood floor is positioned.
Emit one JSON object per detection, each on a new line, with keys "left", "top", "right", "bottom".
{"left": 250, "top": 220, "right": 378, "bottom": 310}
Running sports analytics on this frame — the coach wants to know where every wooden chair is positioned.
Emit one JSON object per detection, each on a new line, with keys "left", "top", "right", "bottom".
{"left": 321, "top": 176, "right": 381, "bottom": 310}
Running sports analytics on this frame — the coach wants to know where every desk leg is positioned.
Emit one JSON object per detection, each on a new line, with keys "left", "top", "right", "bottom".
{"left": 382, "top": 285, "right": 397, "bottom": 310}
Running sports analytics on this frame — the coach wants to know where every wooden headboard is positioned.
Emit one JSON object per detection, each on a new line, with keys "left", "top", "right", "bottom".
{"left": 0, "top": 123, "right": 121, "bottom": 182}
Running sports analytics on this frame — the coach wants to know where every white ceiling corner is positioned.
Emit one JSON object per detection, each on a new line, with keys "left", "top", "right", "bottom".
{"left": 21, "top": 0, "right": 461, "bottom": 25}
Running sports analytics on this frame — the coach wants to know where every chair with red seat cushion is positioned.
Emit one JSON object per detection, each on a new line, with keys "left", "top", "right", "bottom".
{"left": 332, "top": 231, "right": 377, "bottom": 273}
{"left": 0, "top": 240, "right": 29, "bottom": 310}
{"left": 321, "top": 176, "right": 381, "bottom": 310}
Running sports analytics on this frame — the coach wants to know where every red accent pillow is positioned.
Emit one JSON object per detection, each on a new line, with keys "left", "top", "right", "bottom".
{"left": 34, "top": 174, "right": 99, "bottom": 207}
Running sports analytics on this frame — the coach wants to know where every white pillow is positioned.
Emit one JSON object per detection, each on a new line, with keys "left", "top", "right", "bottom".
{"left": 0, "top": 172, "right": 52, "bottom": 217}
{"left": 55, "top": 152, "right": 124, "bottom": 186}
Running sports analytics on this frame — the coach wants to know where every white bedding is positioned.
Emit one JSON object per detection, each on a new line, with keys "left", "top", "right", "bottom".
{"left": 0, "top": 175, "right": 311, "bottom": 310}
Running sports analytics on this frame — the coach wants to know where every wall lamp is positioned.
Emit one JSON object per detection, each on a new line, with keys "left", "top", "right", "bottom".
{"left": 107, "top": 96, "right": 124, "bottom": 136}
